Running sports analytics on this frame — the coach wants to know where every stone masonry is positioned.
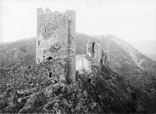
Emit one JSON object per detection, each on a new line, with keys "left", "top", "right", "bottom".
{"left": 36, "top": 8, "right": 76, "bottom": 82}
{"left": 101, "top": 50, "right": 109, "bottom": 67}
{"left": 87, "top": 41, "right": 102, "bottom": 65}
{"left": 86, "top": 40, "right": 109, "bottom": 68}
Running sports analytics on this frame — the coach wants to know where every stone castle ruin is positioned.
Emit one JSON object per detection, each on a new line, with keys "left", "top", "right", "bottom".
{"left": 36, "top": 8, "right": 76, "bottom": 82}
{"left": 87, "top": 41, "right": 102, "bottom": 66}
{"left": 36, "top": 8, "right": 109, "bottom": 81}
{"left": 76, "top": 40, "right": 109, "bottom": 74}
{"left": 0, "top": 8, "right": 110, "bottom": 93}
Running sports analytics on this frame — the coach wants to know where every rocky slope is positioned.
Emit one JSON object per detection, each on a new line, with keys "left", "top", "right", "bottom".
{"left": 1, "top": 34, "right": 156, "bottom": 113}
{"left": 1, "top": 64, "right": 156, "bottom": 113}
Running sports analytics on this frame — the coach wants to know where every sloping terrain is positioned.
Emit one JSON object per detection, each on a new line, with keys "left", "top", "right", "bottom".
{"left": 0, "top": 38, "right": 36, "bottom": 69}
{"left": 74, "top": 34, "right": 156, "bottom": 75}
{"left": 0, "top": 34, "right": 156, "bottom": 113}
{"left": 131, "top": 41, "right": 156, "bottom": 61}
{"left": 1, "top": 63, "right": 156, "bottom": 113}
{"left": 98, "top": 35, "right": 156, "bottom": 75}
{"left": 0, "top": 33, "right": 156, "bottom": 75}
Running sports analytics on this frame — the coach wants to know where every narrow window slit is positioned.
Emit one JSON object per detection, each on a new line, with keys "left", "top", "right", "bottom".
{"left": 49, "top": 72, "right": 52, "bottom": 78}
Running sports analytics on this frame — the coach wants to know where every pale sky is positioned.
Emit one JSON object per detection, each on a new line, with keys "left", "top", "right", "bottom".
{"left": 0, "top": 0, "right": 156, "bottom": 43}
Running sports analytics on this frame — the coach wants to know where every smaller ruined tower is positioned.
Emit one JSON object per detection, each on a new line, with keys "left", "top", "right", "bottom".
{"left": 101, "top": 50, "right": 109, "bottom": 67}
{"left": 87, "top": 41, "right": 102, "bottom": 65}
{"left": 36, "top": 8, "right": 76, "bottom": 82}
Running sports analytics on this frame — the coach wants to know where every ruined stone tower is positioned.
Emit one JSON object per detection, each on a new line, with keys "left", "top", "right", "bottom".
{"left": 86, "top": 41, "right": 109, "bottom": 67}
{"left": 87, "top": 41, "right": 102, "bottom": 65}
{"left": 101, "top": 50, "right": 109, "bottom": 67}
{"left": 36, "top": 8, "right": 76, "bottom": 82}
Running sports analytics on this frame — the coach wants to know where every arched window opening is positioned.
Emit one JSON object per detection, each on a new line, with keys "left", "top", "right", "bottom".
{"left": 92, "top": 42, "right": 95, "bottom": 53}
{"left": 90, "top": 42, "right": 95, "bottom": 57}
{"left": 29, "top": 81, "right": 33, "bottom": 85}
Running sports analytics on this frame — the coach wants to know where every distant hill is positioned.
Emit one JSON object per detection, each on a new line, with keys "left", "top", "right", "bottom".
{"left": 131, "top": 41, "right": 156, "bottom": 61}
{"left": 0, "top": 38, "right": 36, "bottom": 70}
{"left": 98, "top": 35, "right": 156, "bottom": 75}
{"left": 0, "top": 33, "right": 156, "bottom": 75}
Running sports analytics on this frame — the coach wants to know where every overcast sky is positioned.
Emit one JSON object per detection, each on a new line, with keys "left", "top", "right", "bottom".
{"left": 0, "top": 0, "right": 156, "bottom": 43}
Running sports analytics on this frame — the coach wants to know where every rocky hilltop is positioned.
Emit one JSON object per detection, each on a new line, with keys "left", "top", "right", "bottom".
{"left": 1, "top": 62, "right": 156, "bottom": 113}
{"left": 0, "top": 33, "right": 156, "bottom": 113}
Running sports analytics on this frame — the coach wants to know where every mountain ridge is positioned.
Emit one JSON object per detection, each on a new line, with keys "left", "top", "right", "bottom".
{"left": 97, "top": 35, "right": 156, "bottom": 74}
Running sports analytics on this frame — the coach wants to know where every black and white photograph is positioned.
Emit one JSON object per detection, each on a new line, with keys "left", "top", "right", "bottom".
{"left": 0, "top": 0, "right": 156, "bottom": 113}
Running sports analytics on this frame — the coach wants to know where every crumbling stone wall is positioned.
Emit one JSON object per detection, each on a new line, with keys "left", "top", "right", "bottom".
{"left": 76, "top": 55, "right": 92, "bottom": 74}
{"left": 36, "top": 8, "right": 76, "bottom": 82}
